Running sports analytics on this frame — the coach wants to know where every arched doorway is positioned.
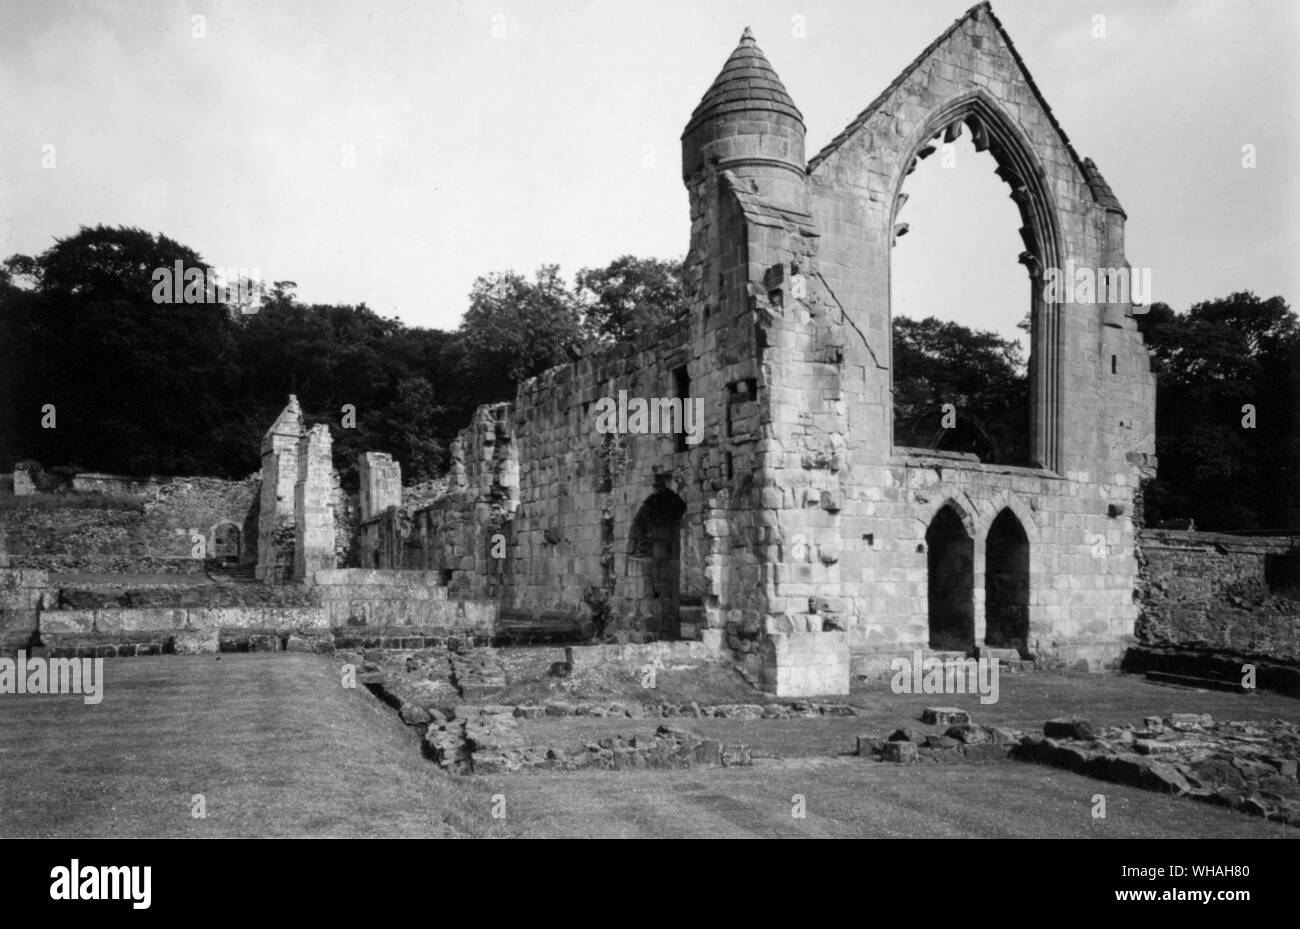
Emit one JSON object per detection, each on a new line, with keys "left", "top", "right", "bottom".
{"left": 984, "top": 508, "right": 1029, "bottom": 651}
{"left": 212, "top": 522, "right": 241, "bottom": 563}
{"left": 926, "top": 505, "right": 974, "bottom": 651}
{"left": 627, "top": 490, "right": 687, "bottom": 640}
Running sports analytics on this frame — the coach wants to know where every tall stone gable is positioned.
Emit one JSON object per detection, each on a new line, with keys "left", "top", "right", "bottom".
{"left": 680, "top": 2, "right": 1155, "bottom": 686}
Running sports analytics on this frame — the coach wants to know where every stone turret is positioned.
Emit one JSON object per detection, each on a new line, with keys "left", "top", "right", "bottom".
{"left": 681, "top": 27, "right": 807, "bottom": 212}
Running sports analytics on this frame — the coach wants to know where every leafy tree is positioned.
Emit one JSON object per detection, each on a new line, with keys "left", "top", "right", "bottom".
{"left": 0, "top": 225, "right": 241, "bottom": 475}
{"left": 370, "top": 377, "right": 447, "bottom": 481}
{"left": 0, "top": 226, "right": 456, "bottom": 483}
{"left": 1137, "top": 292, "right": 1299, "bottom": 530}
{"left": 456, "top": 264, "right": 581, "bottom": 400}
{"left": 575, "top": 255, "right": 687, "bottom": 345}
{"left": 236, "top": 292, "right": 444, "bottom": 484}
{"left": 891, "top": 315, "right": 1029, "bottom": 464}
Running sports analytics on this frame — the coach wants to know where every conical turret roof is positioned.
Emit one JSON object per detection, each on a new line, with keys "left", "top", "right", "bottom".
{"left": 683, "top": 28, "right": 803, "bottom": 136}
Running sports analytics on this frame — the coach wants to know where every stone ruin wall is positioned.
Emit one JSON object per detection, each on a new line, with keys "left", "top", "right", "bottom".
{"left": 1136, "top": 530, "right": 1300, "bottom": 663}
{"left": 764, "top": 6, "right": 1156, "bottom": 676}
{"left": 358, "top": 286, "right": 778, "bottom": 651}
{"left": 496, "top": 307, "right": 761, "bottom": 645}
{"left": 0, "top": 7, "right": 1177, "bottom": 697}
{"left": 359, "top": 6, "right": 1162, "bottom": 695}
{"left": 255, "top": 397, "right": 342, "bottom": 584}
{"left": 0, "top": 473, "right": 260, "bottom": 574}
{"left": 6, "top": 9, "right": 1297, "bottom": 708}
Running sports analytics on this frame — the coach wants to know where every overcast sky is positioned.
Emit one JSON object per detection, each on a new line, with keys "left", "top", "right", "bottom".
{"left": 2, "top": 0, "right": 1296, "bottom": 342}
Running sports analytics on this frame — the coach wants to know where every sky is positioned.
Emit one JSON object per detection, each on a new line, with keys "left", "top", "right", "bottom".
{"left": 1, "top": 0, "right": 1296, "bottom": 341}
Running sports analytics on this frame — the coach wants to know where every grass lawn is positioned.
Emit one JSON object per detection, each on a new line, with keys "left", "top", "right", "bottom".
{"left": 490, "top": 758, "right": 1300, "bottom": 839}
{"left": 2, "top": 653, "right": 1295, "bottom": 839}
{"left": 0, "top": 653, "right": 511, "bottom": 838}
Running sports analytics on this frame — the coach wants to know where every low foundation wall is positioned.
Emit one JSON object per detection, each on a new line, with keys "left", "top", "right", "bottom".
{"left": 40, "top": 606, "right": 326, "bottom": 636}
{"left": 312, "top": 568, "right": 497, "bottom": 635}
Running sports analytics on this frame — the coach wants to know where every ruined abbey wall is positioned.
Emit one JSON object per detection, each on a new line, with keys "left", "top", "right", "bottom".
{"left": 358, "top": 293, "right": 778, "bottom": 653}
{"left": 0, "top": 474, "right": 259, "bottom": 574}
{"left": 340, "top": 3, "right": 1160, "bottom": 696}
{"left": 790, "top": 6, "right": 1155, "bottom": 673}
{"left": 1137, "top": 530, "right": 1300, "bottom": 662}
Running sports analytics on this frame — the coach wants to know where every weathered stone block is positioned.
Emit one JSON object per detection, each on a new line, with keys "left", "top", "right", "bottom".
{"left": 921, "top": 707, "right": 970, "bottom": 726}
{"left": 882, "top": 741, "right": 918, "bottom": 763}
{"left": 1044, "top": 717, "right": 1096, "bottom": 740}
{"left": 962, "top": 743, "right": 1007, "bottom": 763}
{"left": 174, "top": 628, "right": 219, "bottom": 654}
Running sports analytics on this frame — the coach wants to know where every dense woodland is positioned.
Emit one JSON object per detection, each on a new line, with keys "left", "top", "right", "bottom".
{"left": 1, "top": 225, "right": 1296, "bottom": 531}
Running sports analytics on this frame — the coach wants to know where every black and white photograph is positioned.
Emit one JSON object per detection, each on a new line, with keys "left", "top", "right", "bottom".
{"left": 0, "top": 0, "right": 1296, "bottom": 903}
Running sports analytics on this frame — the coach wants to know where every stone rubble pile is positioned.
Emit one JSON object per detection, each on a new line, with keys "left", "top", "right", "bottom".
{"left": 448, "top": 646, "right": 507, "bottom": 700}
{"left": 858, "top": 707, "right": 1300, "bottom": 827}
{"left": 857, "top": 708, "right": 1022, "bottom": 764}
{"left": 421, "top": 705, "right": 754, "bottom": 775}
{"left": 1017, "top": 713, "right": 1300, "bottom": 826}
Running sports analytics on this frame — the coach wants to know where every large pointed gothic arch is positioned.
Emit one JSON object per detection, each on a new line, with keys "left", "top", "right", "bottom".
{"left": 888, "top": 89, "right": 1064, "bottom": 471}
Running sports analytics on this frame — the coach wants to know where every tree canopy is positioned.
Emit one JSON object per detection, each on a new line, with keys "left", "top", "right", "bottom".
{"left": 891, "top": 315, "right": 1030, "bottom": 465}
{"left": 575, "top": 255, "right": 687, "bottom": 345}
{"left": 1137, "top": 292, "right": 1299, "bottom": 530}
{"left": 0, "top": 227, "right": 687, "bottom": 487}
{"left": 3, "top": 226, "right": 1294, "bottom": 531}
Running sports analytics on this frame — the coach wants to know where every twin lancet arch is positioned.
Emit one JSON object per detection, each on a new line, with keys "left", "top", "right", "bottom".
{"left": 924, "top": 499, "right": 1033, "bottom": 654}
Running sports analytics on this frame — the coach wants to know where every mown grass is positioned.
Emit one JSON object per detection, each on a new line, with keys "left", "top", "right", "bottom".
{"left": 0, "top": 653, "right": 514, "bottom": 838}
{"left": 489, "top": 757, "right": 1299, "bottom": 839}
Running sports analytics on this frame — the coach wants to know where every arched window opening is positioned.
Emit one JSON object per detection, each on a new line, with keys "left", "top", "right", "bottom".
{"left": 211, "top": 522, "right": 241, "bottom": 563}
{"left": 891, "top": 118, "right": 1033, "bottom": 466}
